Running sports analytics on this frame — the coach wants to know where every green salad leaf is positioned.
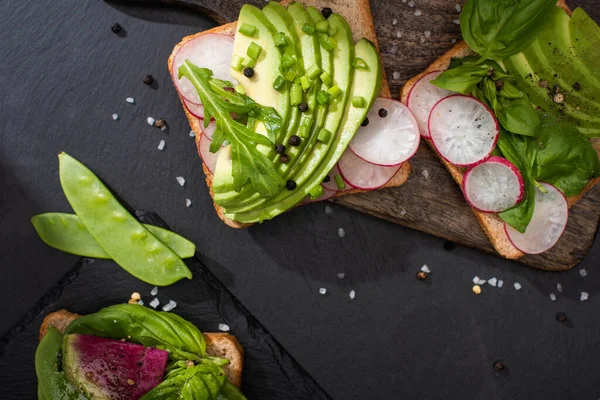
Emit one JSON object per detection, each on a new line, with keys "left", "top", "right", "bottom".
{"left": 179, "top": 61, "right": 285, "bottom": 196}
{"left": 460, "top": 0, "right": 557, "bottom": 60}
{"left": 141, "top": 360, "right": 226, "bottom": 399}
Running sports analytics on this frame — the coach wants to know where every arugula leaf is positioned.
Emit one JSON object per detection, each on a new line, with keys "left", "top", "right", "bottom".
{"left": 460, "top": 0, "right": 557, "bottom": 60}
{"left": 179, "top": 61, "right": 285, "bottom": 196}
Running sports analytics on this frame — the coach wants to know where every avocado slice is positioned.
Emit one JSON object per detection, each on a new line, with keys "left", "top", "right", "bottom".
{"left": 228, "top": 37, "right": 382, "bottom": 223}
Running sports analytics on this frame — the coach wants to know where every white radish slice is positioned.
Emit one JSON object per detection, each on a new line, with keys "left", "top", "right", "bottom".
{"left": 322, "top": 165, "right": 351, "bottom": 192}
{"left": 429, "top": 95, "right": 499, "bottom": 167}
{"left": 338, "top": 149, "right": 401, "bottom": 190}
{"left": 301, "top": 187, "right": 337, "bottom": 204}
{"left": 197, "top": 134, "right": 221, "bottom": 174}
{"left": 463, "top": 156, "right": 525, "bottom": 213}
{"left": 171, "top": 34, "right": 236, "bottom": 104}
{"left": 199, "top": 119, "right": 217, "bottom": 141}
{"left": 406, "top": 71, "right": 453, "bottom": 138}
{"left": 184, "top": 99, "right": 206, "bottom": 120}
{"left": 349, "top": 98, "right": 420, "bottom": 166}
{"left": 505, "top": 183, "right": 568, "bottom": 255}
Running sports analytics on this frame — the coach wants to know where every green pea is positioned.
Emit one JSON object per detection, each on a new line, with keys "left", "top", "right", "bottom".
{"left": 32, "top": 213, "right": 196, "bottom": 259}
{"left": 58, "top": 153, "right": 192, "bottom": 286}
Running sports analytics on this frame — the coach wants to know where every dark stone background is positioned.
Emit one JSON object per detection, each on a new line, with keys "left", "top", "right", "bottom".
{"left": 1, "top": 1, "right": 599, "bottom": 399}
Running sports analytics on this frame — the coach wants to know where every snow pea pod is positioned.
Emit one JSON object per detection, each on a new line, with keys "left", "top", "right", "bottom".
{"left": 32, "top": 213, "right": 196, "bottom": 259}
{"left": 58, "top": 153, "right": 192, "bottom": 285}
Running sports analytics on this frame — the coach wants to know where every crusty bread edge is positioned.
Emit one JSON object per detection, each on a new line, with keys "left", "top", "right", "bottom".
{"left": 39, "top": 309, "right": 244, "bottom": 388}
{"left": 399, "top": 0, "right": 600, "bottom": 260}
{"left": 168, "top": 0, "right": 410, "bottom": 228}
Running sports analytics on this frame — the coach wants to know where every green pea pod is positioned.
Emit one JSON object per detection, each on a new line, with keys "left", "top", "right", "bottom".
{"left": 58, "top": 153, "right": 192, "bottom": 286}
{"left": 32, "top": 213, "right": 196, "bottom": 259}
{"left": 219, "top": 381, "right": 248, "bottom": 400}
{"left": 35, "top": 327, "right": 88, "bottom": 400}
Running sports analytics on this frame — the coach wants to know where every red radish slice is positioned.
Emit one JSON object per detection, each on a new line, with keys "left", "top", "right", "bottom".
{"left": 349, "top": 98, "right": 420, "bottom": 166}
{"left": 184, "top": 99, "right": 206, "bottom": 120}
{"left": 197, "top": 134, "right": 221, "bottom": 174}
{"left": 429, "top": 94, "right": 499, "bottom": 167}
{"left": 199, "top": 119, "right": 217, "bottom": 141}
{"left": 301, "top": 187, "right": 337, "bottom": 204}
{"left": 322, "top": 165, "right": 351, "bottom": 192}
{"left": 463, "top": 156, "right": 525, "bottom": 213}
{"left": 505, "top": 183, "right": 568, "bottom": 254}
{"left": 338, "top": 149, "right": 401, "bottom": 190}
{"left": 406, "top": 71, "right": 453, "bottom": 138}
{"left": 171, "top": 34, "right": 236, "bottom": 104}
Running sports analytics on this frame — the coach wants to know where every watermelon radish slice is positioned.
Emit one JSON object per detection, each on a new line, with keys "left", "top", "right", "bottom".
{"left": 199, "top": 119, "right": 217, "bottom": 141}
{"left": 429, "top": 95, "right": 499, "bottom": 167}
{"left": 322, "top": 165, "right": 351, "bottom": 192}
{"left": 301, "top": 186, "right": 337, "bottom": 204}
{"left": 463, "top": 156, "right": 525, "bottom": 213}
{"left": 184, "top": 99, "right": 206, "bottom": 120}
{"left": 63, "top": 334, "right": 168, "bottom": 400}
{"left": 338, "top": 149, "right": 401, "bottom": 190}
{"left": 349, "top": 98, "right": 420, "bottom": 167}
{"left": 406, "top": 71, "right": 453, "bottom": 138}
{"left": 171, "top": 34, "right": 236, "bottom": 104}
{"left": 198, "top": 134, "right": 221, "bottom": 174}
{"left": 505, "top": 183, "right": 568, "bottom": 255}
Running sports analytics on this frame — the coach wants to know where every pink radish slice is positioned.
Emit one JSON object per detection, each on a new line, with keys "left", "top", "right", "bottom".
{"left": 322, "top": 165, "right": 351, "bottom": 192}
{"left": 197, "top": 134, "right": 221, "bottom": 174}
{"left": 199, "top": 119, "right": 217, "bottom": 141}
{"left": 338, "top": 149, "right": 401, "bottom": 190}
{"left": 184, "top": 99, "right": 206, "bottom": 119}
{"left": 301, "top": 187, "right": 337, "bottom": 204}
{"left": 406, "top": 71, "right": 453, "bottom": 138}
{"left": 349, "top": 98, "right": 420, "bottom": 166}
{"left": 505, "top": 183, "right": 568, "bottom": 255}
{"left": 172, "top": 34, "right": 236, "bottom": 104}
{"left": 463, "top": 156, "right": 525, "bottom": 213}
{"left": 429, "top": 94, "right": 499, "bottom": 167}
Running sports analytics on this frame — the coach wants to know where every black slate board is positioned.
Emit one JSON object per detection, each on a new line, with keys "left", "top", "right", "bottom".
{"left": 0, "top": 212, "right": 331, "bottom": 400}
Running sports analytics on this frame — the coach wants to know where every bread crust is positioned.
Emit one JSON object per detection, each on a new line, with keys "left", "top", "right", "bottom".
{"left": 168, "top": 0, "right": 409, "bottom": 227}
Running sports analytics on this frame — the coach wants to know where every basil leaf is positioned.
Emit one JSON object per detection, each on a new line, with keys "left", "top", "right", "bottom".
{"left": 460, "top": 0, "right": 557, "bottom": 60}
{"left": 65, "top": 304, "right": 206, "bottom": 361}
{"left": 498, "top": 81, "right": 523, "bottom": 99}
{"left": 495, "top": 97, "right": 540, "bottom": 137}
{"left": 431, "top": 64, "right": 489, "bottom": 94}
{"left": 142, "top": 361, "right": 226, "bottom": 400}
{"left": 482, "top": 78, "right": 498, "bottom": 110}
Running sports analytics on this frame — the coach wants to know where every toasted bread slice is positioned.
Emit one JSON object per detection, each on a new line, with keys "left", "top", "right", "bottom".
{"left": 168, "top": 0, "right": 410, "bottom": 228}
{"left": 400, "top": 0, "right": 600, "bottom": 260}
{"left": 39, "top": 310, "right": 244, "bottom": 388}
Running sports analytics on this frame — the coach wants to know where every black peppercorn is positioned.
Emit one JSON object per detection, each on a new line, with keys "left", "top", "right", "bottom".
{"left": 286, "top": 180, "right": 297, "bottom": 190}
{"left": 154, "top": 119, "right": 166, "bottom": 129}
{"left": 280, "top": 154, "right": 290, "bottom": 164}
{"left": 361, "top": 117, "right": 369, "bottom": 127}
{"left": 495, "top": 80, "right": 505, "bottom": 91}
{"left": 323, "top": 175, "right": 331, "bottom": 183}
{"left": 493, "top": 361, "right": 505, "bottom": 372}
{"left": 572, "top": 82, "right": 581, "bottom": 91}
{"left": 378, "top": 108, "right": 388, "bottom": 118}
{"left": 556, "top": 312, "right": 568, "bottom": 323}
{"left": 322, "top": 7, "right": 333, "bottom": 18}
{"left": 111, "top": 23, "right": 122, "bottom": 34}
{"left": 243, "top": 67, "right": 255, "bottom": 78}
{"left": 288, "top": 135, "right": 301, "bottom": 146}
{"left": 143, "top": 75, "right": 154, "bottom": 85}
{"left": 416, "top": 271, "right": 427, "bottom": 281}
{"left": 298, "top": 102, "right": 309, "bottom": 112}
{"left": 275, "top": 144, "right": 286, "bottom": 155}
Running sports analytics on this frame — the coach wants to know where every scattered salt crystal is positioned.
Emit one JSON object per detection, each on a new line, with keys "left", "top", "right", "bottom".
{"left": 389, "top": 45, "right": 398, "bottom": 54}
{"left": 150, "top": 286, "right": 158, "bottom": 296}
{"left": 176, "top": 176, "right": 186, "bottom": 186}
{"left": 451, "top": 39, "right": 457, "bottom": 44}
{"left": 549, "top": 293, "right": 556, "bottom": 301}
{"left": 160, "top": 124, "right": 167, "bottom": 131}
{"left": 472, "top": 276, "right": 480, "bottom": 284}
{"left": 149, "top": 298, "right": 160, "bottom": 308}
{"left": 453, "top": 19, "right": 461, "bottom": 25}
{"left": 112, "top": 113, "right": 119, "bottom": 121}
{"left": 218, "top": 323, "right": 230, "bottom": 332}
{"left": 337, "top": 273, "right": 345, "bottom": 279}
{"left": 126, "top": 97, "right": 135, "bottom": 104}
{"left": 497, "top": 280, "right": 504, "bottom": 288}
{"left": 157, "top": 140, "right": 165, "bottom": 151}
{"left": 455, "top": 4, "right": 462, "bottom": 12}
{"left": 396, "top": 31, "right": 402, "bottom": 38}
{"left": 349, "top": 290, "right": 356, "bottom": 300}
{"left": 147, "top": 117, "right": 155, "bottom": 126}
{"left": 319, "top": 288, "right": 327, "bottom": 295}
{"left": 557, "top": 283, "right": 563, "bottom": 292}
{"left": 579, "top": 269, "right": 588, "bottom": 277}
{"left": 138, "top": 299, "right": 144, "bottom": 306}
{"left": 400, "top": 209, "right": 407, "bottom": 217}
{"left": 424, "top": 30, "right": 431, "bottom": 38}
{"left": 162, "top": 300, "right": 177, "bottom": 312}
{"left": 478, "top": 279, "right": 487, "bottom": 285}
{"left": 514, "top": 282, "right": 522, "bottom": 291}
{"left": 338, "top": 228, "right": 346, "bottom": 238}
{"left": 421, "top": 265, "right": 431, "bottom": 273}
{"left": 422, "top": 169, "right": 429, "bottom": 179}
{"left": 392, "top": 18, "right": 398, "bottom": 25}
{"left": 393, "top": 71, "right": 400, "bottom": 80}
{"left": 325, "top": 205, "right": 333, "bottom": 215}
{"left": 580, "top": 292, "right": 589, "bottom": 302}
{"left": 189, "top": 130, "right": 196, "bottom": 137}
{"left": 420, "top": 37, "right": 426, "bottom": 43}
{"left": 414, "top": 9, "right": 422, "bottom": 16}
{"left": 488, "top": 277, "right": 497, "bottom": 287}
{"left": 408, "top": 1, "right": 415, "bottom": 7}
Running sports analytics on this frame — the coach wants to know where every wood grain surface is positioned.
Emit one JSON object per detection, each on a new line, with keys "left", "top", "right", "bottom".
{"left": 149, "top": 0, "right": 600, "bottom": 270}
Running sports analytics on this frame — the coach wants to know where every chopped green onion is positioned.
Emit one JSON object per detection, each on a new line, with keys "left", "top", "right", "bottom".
{"left": 302, "top": 115, "right": 313, "bottom": 127}
{"left": 309, "top": 185, "right": 324, "bottom": 200}
{"left": 318, "top": 128, "right": 332, "bottom": 142}
{"left": 234, "top": 84, "right": 246, "bottom": 95}
{"left": 282, "top": 54, "right": 296, "bottom": 70}
{"left": 273, "top": 76, "right": 286, "bottom": 91}
{"left": 316, "top": 20, "right": 328, "bottom": 33}
{"left": 299, "top": 125, "right": 310, "bottom": 138}
{"left": 285, "top": 68, "right": 297, "bottom": 82}
{"left": 247, "top": 42, "right": 262, "bottom": 60}
{"left": 327, "top": 26, "right": 338, "bottom": 37}
{"left": 274, "top": 32, "right": 288, "bottom": 47}
{"left": 230, "top": 55, "right": 244, "bottom": 71}
{"left": 352, "top": 96, "right": 366, "bottom": 108}
{"left": 290, "top": 83, "right": 303, "bottom": 106}
{"left": 302, "top": 23, "right": 316, "bottom": 35}
{"left": 238, "top": 23, "right": 257, "bottom": 37}
{"left": 319, "top": 35, "right": 336, "bottom": 51}
{"left": 335, "top": 175, "right": 346, "bottom": 190}
{"left": 300, "top": 76, "right": 311, "bottom": 91}
{"left": 316, "top": 90, "right": 331, "bottom": 105}
{"left": 352, "top": 57, "right": 369, "bottom": 70}
{"left": 328, "top": 85, "right": 342, "bottom": 99}
{"left": 306, "top": 64, "right": 321, "bottom": 79}
{"left": 319, "top": 71, "right": 332, "bottom": 87}
{"left": 242, "top": 57, "right": 256, "bottom": 68}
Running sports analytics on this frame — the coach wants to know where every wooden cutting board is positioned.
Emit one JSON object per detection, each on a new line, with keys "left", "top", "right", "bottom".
{"left": 156, "top": 0, "right": 600, "bottom": 271}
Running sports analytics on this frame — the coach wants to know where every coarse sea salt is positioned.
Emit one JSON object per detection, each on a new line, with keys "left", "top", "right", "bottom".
{"left": 149, "top": 298, "right": 160, "bottom": 308}
{"left": 478, "top": 279, "right": 487, "bottom": 285}
{"left": 421, "top": 265, "right": 431, "bottom": 273}
{"left": 420, "top": 37, "right": 426, "bottom": 43}
{"left": 414, "top": 9, "right": 422, "bottom": 16}
{"left": 185, "top": 198, "right": 192, "bottom": 208}
{"left": 400, "top": 209, "right": 407, "bottom": 217}
{"left": 580, "top": 292, "right": 589, "bottom": 302}
{"left": 338, "top": 228, "right": 346, "bottom": 238}
{"left": 451, "top": 39, "right": 457, "bottom": 44}
{"left": 176, "top": 176, "right": 186, "bottom": 186}
{"left": 349, "top": 290, "right": 356, "bottom": 300}
{"left": 218, "top": 323, "right": 230, "bottom": 332}
{"left": 337, "top": 273, "right": 345, "bottom": 279}
{"left": 488, "top": 277, "right": 497, "bottom": 287}
{"left": 472, "top": 276, "right": 480, "bottom": 284}
{"left": 455, "top": 4, "right": 462, "bottom": 12}
{"left": 325, "top": 205, "right": 333, "bottom": 215}
{"left": 557, "top": 283, "right": 563, "bottom": 292}
{"left": 408, "top": 1, "right": 415, "bottom": 7}
{"left": 453, "top": 19, "right": 460, "bottom": 25}
{"left": 549, "top": 293, "right": 557, "bottom": 301}
{"left": 393, "top": 71, "right": 400, "bottom": 80}
{"left": 319, "top": 288, "right": 327, "bottom": 295}
{"left": 497, "top": 280, "right": 504, "bottom": 288}
{"left": 112, "top": 113, "right": 119, "bottom": 121}
{"left": 396, "top": 31, "right": 402, "bottom": 38}
{"left": 422, "top": 169, "right": 429, "bottom": 179}
{"left": 157, "top": 140, "right": 165, "bottom": 151}
{"left": 514, "top": 282, "right": 522, "bottom": 291}
{"left": 579, "top": 269, "right": 588, "bottom": 277}
{"left": 150, "top": 286, "right": 158, "bottom": 296}
{"left": 189, "top": 130, "right": 196, "bottom": 137}
{"left": 424, "top": 30, "right": 431, "bottom": 38}
{"left": 147, "top": 117, "right": 155, "bottom": 126}
{"left": 162, "top": 300, "right": 177, "bottom": 312}
{"left": 138, "top": 299, "right": 144, "bottom": 306}
{"left": 392, "top": 18, "right": 398, "bottom": 25}
{"left": 126, "top": 97, "right": 135, "bottom": 104}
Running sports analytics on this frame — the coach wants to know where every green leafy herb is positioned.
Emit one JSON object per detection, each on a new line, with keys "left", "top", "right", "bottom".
{"left": 141, "top": 360, "right": 226, "bottom": 399}
{"left": 430, "top": 64, "right": 489, "bottom": 93}
{"left": 179, "top": 61, "right": 285, "bottom": 196}
{"left": 459, "top": 0, "right": 557, "bottom": 60}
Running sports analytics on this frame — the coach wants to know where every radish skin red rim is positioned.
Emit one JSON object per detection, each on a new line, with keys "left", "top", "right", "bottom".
{"left": 322, "top": 165, "right": 352, "bottom": 192}
{"left": 197, "top": 134, "right": 221, "bottom": 174}
{"left": 338, "top": 149, "right": 401, "bottom": 190}
{"left": 504, "top": 183, "right": 568, "bottom": 255}
{"left": 184, "top": 99, "right": 206, "bottom": 120}
{"left": 199, "top": 119, "right": 217, "bottom": 141}
{"left": 349, "top": 98, "right": 420, "bottom": 167}
{"left": 428, "top": 94, "right": 499, "bottom": 167}
{"left": 172, "top": 34, "right": 236, "bottom": 104}
{"left": 301, "top": 187, "right": 337, "bottom": 204}
{"left": 463, "top": 156, "right": 525, "bottom": 213}
{"left": 406, "top": 71, "right": 453, "bottom": 139}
